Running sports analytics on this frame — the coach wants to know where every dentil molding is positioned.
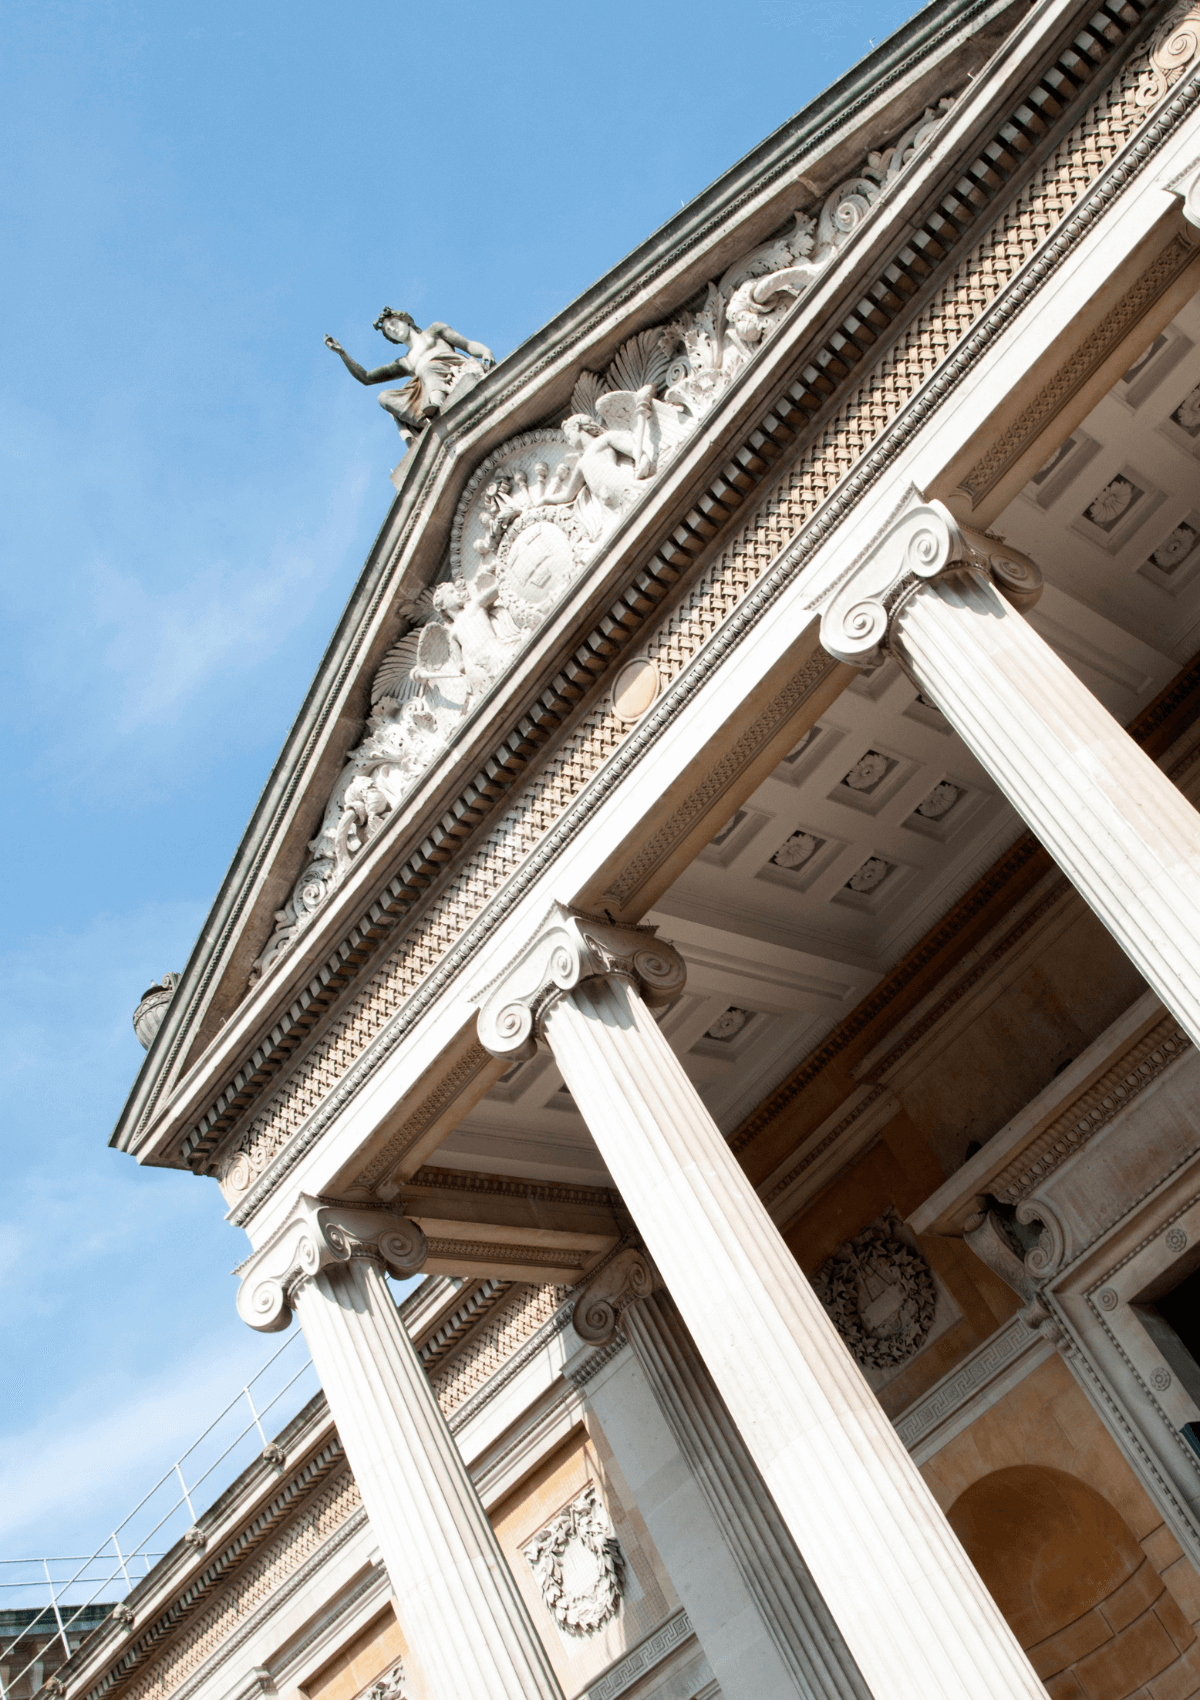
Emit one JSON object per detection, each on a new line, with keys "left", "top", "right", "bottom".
{"left": 236, "top": 1197, "right": 427, "bottom": 1333}
{"left": 252, "top": 103, "right": 958, "bottom": 984}
{"left": 816, "top": 487, "right": 1042, "bottom": 668}
{"left": 474, "top": 906, "right": 687, "bottom": 1062}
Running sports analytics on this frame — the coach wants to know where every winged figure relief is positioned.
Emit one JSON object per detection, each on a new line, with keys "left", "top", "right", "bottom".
{"left": 546, "top": 397, "right": 662, "bottom": 538}
{"left": 411, "top": 575, "right": 522, "bottom": 700}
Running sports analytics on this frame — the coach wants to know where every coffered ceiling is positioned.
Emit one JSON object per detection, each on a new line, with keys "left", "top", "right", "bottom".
{"left": 436, "top": 301, "right": 1197, "bottom": 1190}
{"left": 998, "top": 292, "right": 1200, "bottom": 670}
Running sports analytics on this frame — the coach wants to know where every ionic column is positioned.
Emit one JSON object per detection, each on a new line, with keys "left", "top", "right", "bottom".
{"left": 236, "top": 1198, "right": 564, "bottom": 1700}
{"left": 573, "top": 1257, "right": 870, "bottom": 1700}
{"left": 477, "top": 915, "right": 1045, "bottom": 1700}
{"left": 821, "top": 490, "right": 1200, "bottom": 1048}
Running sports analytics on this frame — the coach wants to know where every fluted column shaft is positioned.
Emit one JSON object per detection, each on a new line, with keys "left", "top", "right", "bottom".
{"left": 540, "top": 973, "right": 1046, "bottom": 1700}
{"left": 238, "top": 1201, "right": 563, "bottom": 1700}
{"left": 624, "top": 1288, "right": 869, "bottom": 1700}
{"left": 891, "top": 565, "right": 1200, "bottom": 1045}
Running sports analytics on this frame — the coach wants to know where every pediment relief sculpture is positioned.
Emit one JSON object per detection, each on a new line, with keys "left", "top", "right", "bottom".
{"left": 251, "top": 99, "right": 956, "bottom": 984}
{"left": 523, "top": 1485, "right": 624, "bottom": 1637}
{"left": 812, "top": 1216, "right": 936, "bottom": 1372}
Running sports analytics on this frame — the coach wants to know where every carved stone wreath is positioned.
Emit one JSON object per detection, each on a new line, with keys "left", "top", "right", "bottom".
{"left": 523, "top": 1485, "right": 624, "bottom": 1636}
{"left": 812, "top": 1219, "right": 937, "bottom": 1370}
{"left": 360, "top": 1661, "right": 406, "bottom": 1700}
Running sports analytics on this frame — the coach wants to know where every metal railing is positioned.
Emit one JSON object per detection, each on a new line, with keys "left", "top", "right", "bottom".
{"left": 0, "top": 1333, "right": 316, "bottom": 1699}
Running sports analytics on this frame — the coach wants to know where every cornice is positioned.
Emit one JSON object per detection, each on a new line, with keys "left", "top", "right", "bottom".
{"left": 225, "top": 81, "right": 1200, "bottom": 1225}
{"left": 991, "top": 1014, "right": 1191, "bottom": 1203}
{"left": 405, "top": 1166, "right": 621, "bottom": 1211}
{"left": 115, "top": 0, "right": 1022, "bottom": 1159}
{"left": 125, "top": 0, "right": 1190, "bottom": 1197}
{"left": 72, "top": 1437, "right": 348, "bottom": 1700}
{"left": 909, "top": 989, "right": 1192, "bottom": 1237}
{"left": 211, "top": 8, "right": 1200, "bottom": 1222}
{"left": 118, "top": 1507, "right": 370, "bottom": 1700}
{"left": 446, "top": 1298, "right": 575, "bottom": 1437}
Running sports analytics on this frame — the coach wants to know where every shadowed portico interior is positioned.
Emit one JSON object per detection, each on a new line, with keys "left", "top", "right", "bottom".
{"left": 46, "top": 7, "right": 1200, "bottom": 1700}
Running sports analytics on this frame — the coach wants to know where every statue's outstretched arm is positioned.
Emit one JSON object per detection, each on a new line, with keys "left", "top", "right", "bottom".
{"left": 433, "top": 323, "right": 495, "bottom": 369}
{"left": 323, "top": 335, "right": 410, "bottom": 386}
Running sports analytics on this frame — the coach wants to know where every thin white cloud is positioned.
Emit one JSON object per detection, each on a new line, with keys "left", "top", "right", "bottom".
{"left": 0, "top": 1331, "right": 317, "bottom": 1560}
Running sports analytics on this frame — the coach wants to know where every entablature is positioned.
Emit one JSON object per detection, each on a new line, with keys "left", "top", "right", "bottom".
{"left": 116, "top": 0, "right": 1200, "bottom": 1238}
{"left": 119, "top": 0, "right": 1029, "bottom": 1147}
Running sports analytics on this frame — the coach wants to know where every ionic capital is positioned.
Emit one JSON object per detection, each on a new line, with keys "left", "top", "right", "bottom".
{"left": 572, "top": 1246, "right": 658, "bottom": 1345}
{"left": 819, "top": 488, "right": 1042, "bottom": 668}
{"left": 474, "top": 905, "right": 687, "bottom": 1062}
{"left": 236, "top": 1196, "right": 428, "bottom": 1333}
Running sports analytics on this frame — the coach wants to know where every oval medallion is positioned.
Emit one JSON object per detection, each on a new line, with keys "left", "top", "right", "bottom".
{"left": 611, "top": 658, "right": 660, "bottom": 723}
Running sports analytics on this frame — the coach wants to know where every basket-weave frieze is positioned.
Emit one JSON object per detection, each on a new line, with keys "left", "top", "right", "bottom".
{"left": 218, "top": 10, "right": 1195, "bottom": 1215}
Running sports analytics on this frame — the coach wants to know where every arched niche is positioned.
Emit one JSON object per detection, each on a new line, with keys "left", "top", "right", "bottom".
{"left": 948, "top": 1465, "right": 1196, "bottom": 1696}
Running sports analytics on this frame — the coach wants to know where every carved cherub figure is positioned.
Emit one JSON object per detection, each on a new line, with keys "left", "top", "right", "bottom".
{"left": 324, "top": 308, "right": 495, "bottom": 438}
{"left": 410, "top": 575, "right": 520, "bottom": 700}
{"left": 542, "top": 387, "right": 658, "bottom": 523}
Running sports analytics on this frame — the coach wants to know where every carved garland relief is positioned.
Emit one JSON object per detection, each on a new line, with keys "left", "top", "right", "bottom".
{"left": 360, "top": 1663, "right": 407, "bottom": 1700}
{"left": 523, "top": 1486, "right": 625, "bottom": 1637}
{"left": 812, "top": 1219, "right": 937, "bottom": 1371}
{"left": 219, "top": 24, "right": 1185, "bottom": 1201}
{"left": 251, "top": 103, "right": 956, "bottom": 981}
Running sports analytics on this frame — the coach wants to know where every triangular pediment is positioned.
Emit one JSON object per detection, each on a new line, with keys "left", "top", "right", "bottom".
{"left": 117, "top": 0, "right": 1143, "bottom": 1169}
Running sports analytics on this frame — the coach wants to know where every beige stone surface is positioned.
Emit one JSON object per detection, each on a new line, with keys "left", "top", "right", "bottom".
{"left": 489, "top": 1423, "right": 673, "bottom": 1696}
{"left": 922, "top": 1353, "right": 1166, "bottom": 1540}
{"left": 304, "top": 1609, "right": 407, "bottom": 1700}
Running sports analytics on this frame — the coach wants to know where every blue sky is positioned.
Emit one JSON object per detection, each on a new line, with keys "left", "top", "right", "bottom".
{"left": 0, "top": 0, "right": 919, "bottom": 1596}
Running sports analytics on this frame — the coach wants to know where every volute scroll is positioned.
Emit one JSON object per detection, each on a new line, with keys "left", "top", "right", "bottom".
{"left": 236, "top": 1197, "right": 428, "bottom": 1333}
{"left": 474, "top": 906, "right": 687, "bottom": 1062}
{"left": 818, "top": 489, "right": 1042, "bottom": 669}
{"left": 572, "top": 1246, "right": 659, "bottom": 1346}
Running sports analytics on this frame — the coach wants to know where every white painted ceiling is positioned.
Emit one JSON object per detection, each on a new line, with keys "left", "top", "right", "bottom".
{"left": 438, "top": 300, "right": 1199, "bottom": 1187}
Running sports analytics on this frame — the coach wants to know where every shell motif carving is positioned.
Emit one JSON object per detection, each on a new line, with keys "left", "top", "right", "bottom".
{"left": 523, "top": 1486, "right": 624, "bottom": 1636}
{"left": 812, "top": 1219, "right": 937, "bottom": 1371}
{"left": 250, "top": 98, "right": 958, "bottom": 984}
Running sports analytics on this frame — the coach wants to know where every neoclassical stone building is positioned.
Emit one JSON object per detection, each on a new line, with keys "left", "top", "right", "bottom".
{"left": 61, "top": 3, "right": 1200, "bottom": 1698}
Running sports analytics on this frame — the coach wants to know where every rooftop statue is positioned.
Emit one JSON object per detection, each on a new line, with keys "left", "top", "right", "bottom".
{"left": 324, "top": 308, "right": 495, "bottom": 441}
{"left": 254, "top": 100, "right": 962, "bottom": 983}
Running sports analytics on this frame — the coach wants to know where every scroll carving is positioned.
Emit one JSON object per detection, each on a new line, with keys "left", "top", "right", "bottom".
{"left": 133, "top": 973, "right": 180, "bottom": 1050}
{"left": 474, "top": 906, "right": 686, "bottom": 1061}
{"left": 235, "top": 1197, "right": 427, "bottom": 1333}
{"left": 961, "top": 1200, "right": 1067, "bottom": 1348}
{"left": 1135, "top": 2, "right": 1200, "bottom": 109}
{"left": 817, "top": 488, "right": 1041, "bottom": 668}
{"left": 572, "top": 1247, "right": 657, "bottom": 1346}
{"left": 252, "top": 101, "right": 957, "bottom": 983}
